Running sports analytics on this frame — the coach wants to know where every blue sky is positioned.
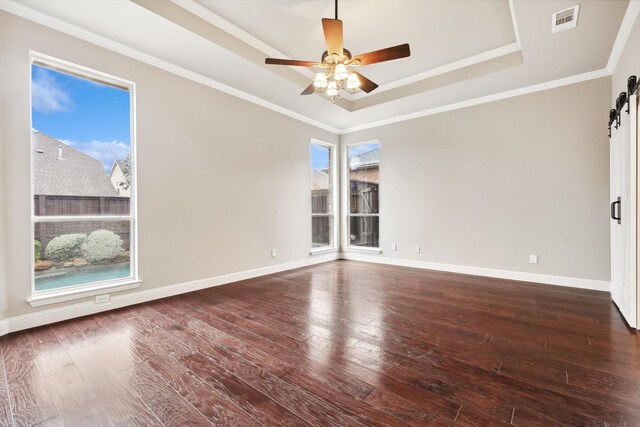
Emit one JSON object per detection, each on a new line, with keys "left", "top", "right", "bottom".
{"left": 311, "top": 142, "right": 379, "bottom": 171}
{"left": 311, "top": 143, "right": 330, "bottom": 170}
{"left": 31, "top": 64, "right": 131, "bottom": 171}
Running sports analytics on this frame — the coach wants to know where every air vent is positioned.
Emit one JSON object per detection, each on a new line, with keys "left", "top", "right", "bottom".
{"left": 552, "top": 5, "right": 579, "bottom": 33}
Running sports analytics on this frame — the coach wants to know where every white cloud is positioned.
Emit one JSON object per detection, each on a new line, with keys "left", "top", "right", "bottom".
{"left": 32, "top": 68, "right": 72, "bottom": 113}
{"left": 62, "top": 139, "right": 130, "bottom": 171}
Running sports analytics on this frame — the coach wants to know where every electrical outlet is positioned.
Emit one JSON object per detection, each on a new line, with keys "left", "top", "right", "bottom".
{"left": 95, "top": 294, "right": 110, "bottom": 304}
{"left": 271, "top": 249, "right": 277, "bottom": 257}
{"left": 415, "top": 246, "right": 420, "bottom": 254}
{"left": 530, "top": 254, "right": 538, "bottom": 264}
{"left": 391, "top": 243, "right": 398, "bottom": 251}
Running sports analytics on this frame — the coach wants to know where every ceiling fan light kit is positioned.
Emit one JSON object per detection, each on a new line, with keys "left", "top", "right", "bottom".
{"left": 314, "top": 72, "right": 328, "bottom": 90}
{"left": 265, "top": 0, "right": 411, "bottom": 103}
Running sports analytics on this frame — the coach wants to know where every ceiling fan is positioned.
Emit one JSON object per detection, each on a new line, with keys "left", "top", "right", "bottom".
{"left": 264, "top": 0, "right": 411, "bottom": 102}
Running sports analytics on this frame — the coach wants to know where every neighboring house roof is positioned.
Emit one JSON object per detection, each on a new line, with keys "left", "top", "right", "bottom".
{"left": 33, "top": 131, "right": 118, "bottom": 197}
{"left": 108, "top": 159, "right": 131, "bottom": 196}
{"left": 349, "top": 148, "right": 379, "bottom": 169}
{"left": 109, "top": 161, "right": 121, "bottom": 179}
{"left": 114, "top": 160, "right": 125, "bottom": 174}
{"left": 109, "top": 159, "right": 130, "bottom": 182}
{"left": 311, "top": 169, "right": 329, "bottom": 191}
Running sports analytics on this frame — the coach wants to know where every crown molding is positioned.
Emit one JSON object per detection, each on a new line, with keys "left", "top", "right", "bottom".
{"left": 349, "top": 42, "right": 521, "bottom": 101}
{"left": 338, "top": 68, "right": 611, "bottom": 134}
{"left": 0, "top": 0, "right": 630, "bottom": 136}
{"left": 0, "top": 0, "right": 340, "bottom": 134}
{"left": 348, "top": 0, "right": 522, "bottom": 100}
{"left": 508, "top": 0, "right": 521, "bottom": 45}
{"left": 176, "top": 0, "right": 521, "bottom": 107}
{"left": 170, "top": 0, "right": 313, "bottom": 77}
{"left": 606, "top": 0, "right": 640, "bottom": 74}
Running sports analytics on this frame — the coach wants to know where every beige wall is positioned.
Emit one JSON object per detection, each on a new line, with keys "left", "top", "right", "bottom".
{"left": 341, "top": 77, "right": 612, "bottom": 281}
{"left": 0, "top": 7, "right": 622, "bottom": 325}
{"left": 0, "top": 11, "right": 337, "bottom": 319}
{"left": 0, "top": 62, "right": 6, "bottom": 321}
{"left": 612, "top": 7, "right": 640, "bottom": 104}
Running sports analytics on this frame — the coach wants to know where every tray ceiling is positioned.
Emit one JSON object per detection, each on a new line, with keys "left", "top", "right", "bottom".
{"left": 1, "top": 0, "right": 631, "bottom": 132}
{"left": 196, "top": 0, "right": 517, "bottom": 85}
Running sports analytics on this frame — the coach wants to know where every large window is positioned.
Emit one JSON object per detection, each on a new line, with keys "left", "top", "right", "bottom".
{"left": 347, "top": 141, "right": 380, "bottom": 249}
{"left": 311, "top": 140, "right": 336, "bottom": 250}
{"left": 31, "top": 55, "right": 136, "bottom": 298}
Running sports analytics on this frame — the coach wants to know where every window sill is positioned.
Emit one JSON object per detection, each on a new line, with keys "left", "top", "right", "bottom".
{"left": 344, "top": 247, "right": 382, "bottom": 255}
{"left": 310, "top": 247, "right": 338, "bottom": 256}
{"left": 28, "top": 279, "right": 141, "bottom": 307}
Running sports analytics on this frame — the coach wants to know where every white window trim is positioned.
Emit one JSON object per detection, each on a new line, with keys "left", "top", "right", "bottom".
{"left": 343, "top": 139, "right": 381, "bottom": 252}
{"left": 29, "top": 52, "right": 139, "bottom": 306}
{"left": 342, "top": 246, "right": 382, "bottom": 255}
{"left": 310, "top": 138, "right": 338, "bottom": 253}
{"left": 28, "top": 279, "right": 141, "bottom": 307}
{"left": 310, "top": 246, "right": 338, "bottom": 256}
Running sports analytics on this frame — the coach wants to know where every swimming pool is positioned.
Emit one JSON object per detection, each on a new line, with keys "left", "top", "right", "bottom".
{"left": 35, "top": 263, "right": 131, "bottom": 291}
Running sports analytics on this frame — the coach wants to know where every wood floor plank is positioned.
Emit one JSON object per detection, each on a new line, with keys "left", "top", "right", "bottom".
{"left": 364, "top": 386, "right": 458, "bottom": 426}
{"left": 118, "top": 363, "right": 214, "bottom": 426}
{"left": 0, "top": 332, "right": 59, "bottom": 426}
{"left": 52, "top": 321, "right": 164, "bottom": 427}
{"left": 146, "top": 305, "right": 368, "bottom": 426}
{"left": 26, "top": 326, "right": 75, "bottom": 377}
{"left": 0, "top": 341, "right": 13, "bottom": 427}
{"left": 0, "top": 260, "right": 638, "bottom": 426}
{"left": 46, "top": 368, "right": 112, "bottom": 426}
{"left": 97, "top": 313, "right": 265, "bottom": 427}
{"left": 179, "top": 353, "right": 310, "bottom": 426}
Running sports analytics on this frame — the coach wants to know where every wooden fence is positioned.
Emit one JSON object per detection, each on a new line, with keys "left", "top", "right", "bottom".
{"left": 348, "top": 182, "right": 379, "bottom": 247}
{"left": 34, "top": 195, "right": 130, "bottom": 258}
{"left": 34, "top": 195, "right": 129, "bottom": 216}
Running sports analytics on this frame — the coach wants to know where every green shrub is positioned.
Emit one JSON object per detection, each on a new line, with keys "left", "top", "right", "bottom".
{"left": 45, "top": 233, "right": 87, "bottom": 262}
{"left": 81, "top": 230, "right": 124, "bottom": 262}
{"left": 34, "top": 240, "right": 41, "bottom": 262}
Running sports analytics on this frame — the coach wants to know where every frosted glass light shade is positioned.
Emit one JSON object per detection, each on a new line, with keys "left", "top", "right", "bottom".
{"left": 334, "top": 64, "right": 348, "bottom": 81}
{"left": 313, "top": 73, "right": 328, "bottom": 89}
{"left": 346, "top": 73, "right": 360, "bottom": 90}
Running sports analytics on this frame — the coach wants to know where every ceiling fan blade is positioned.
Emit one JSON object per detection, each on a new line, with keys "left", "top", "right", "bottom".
{"left": 301, "top": 83, "right": 316, "bottom": 95}
{"left": 265, "top": 58, "right": 318, "bottom": 67}
{"left": 351, "top": 71, "right": 378, "bottom": 93}
{"left": 322, "top": 18, "right": 343, "bottom": 57}
{"left": 354, "top": 43, "right": 411, "bottom": 66}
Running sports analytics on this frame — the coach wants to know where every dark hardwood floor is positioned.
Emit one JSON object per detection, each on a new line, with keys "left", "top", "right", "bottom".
{"left": 0, "top": 260, "right": 639, "bottom": 426}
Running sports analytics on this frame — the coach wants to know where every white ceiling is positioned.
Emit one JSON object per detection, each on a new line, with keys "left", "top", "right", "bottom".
{"left": 196, "top": 0, "right": 517, "bottom": 84}
{"left": 2, "top": 0, "right": 632, "bottom": 132}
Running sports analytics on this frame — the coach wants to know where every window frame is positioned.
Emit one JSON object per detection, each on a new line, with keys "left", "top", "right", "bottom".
{"left": 310, "top": 138, "right": 338, "bottom": 254}
{"left": 28, "top": 52, "right": 139, "bottom": 306}
{"left": 344, "top": 139, "right": 381, "bottom": 253}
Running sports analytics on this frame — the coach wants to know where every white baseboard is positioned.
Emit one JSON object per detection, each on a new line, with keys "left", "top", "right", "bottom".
{"left": 0, "top": 252, "right": 339, "bottom": 336}
{"left": 0, "top": 251, "right": 610, "bottom": 336}
{"left": 340, "top": 252, "right": 610, "bottom": 292}
{"left": 0, "top": 319, "right": 8, "bottom": 337}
